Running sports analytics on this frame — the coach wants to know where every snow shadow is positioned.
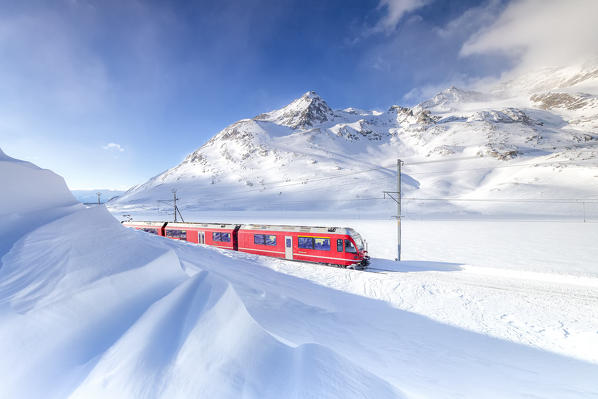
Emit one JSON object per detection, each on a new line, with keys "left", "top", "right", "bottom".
{"left": 369, "top": 258, "right": 462, "bottom": 272}
{"left": 174, "top": 243, "right": 598, "bottom": 398}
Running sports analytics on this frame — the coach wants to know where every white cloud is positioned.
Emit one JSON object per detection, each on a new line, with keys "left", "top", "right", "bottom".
{"left": 461, "top": 0, "right": 598, "bottom": 72}
{"left": 435, "top": 0, "right": 501, "bottom": 39}
{"left": 102, "top": 142, "right": 125, "bottom": 152}
{"left": 374, "top": 0, "right": 430, "bottom": 33}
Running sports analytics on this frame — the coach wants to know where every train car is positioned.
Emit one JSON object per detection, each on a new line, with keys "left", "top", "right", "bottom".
{"left": 237, "top": 224, "right": 368, "bottom": 268}
{"left": 164, "top": 222, "right": 240, "bottom": 251}
{"left": 123, "top": 221, "right": 167, "bottom": 236}
{"left": 122, "top": 221, "right": 369, "bottom": 268}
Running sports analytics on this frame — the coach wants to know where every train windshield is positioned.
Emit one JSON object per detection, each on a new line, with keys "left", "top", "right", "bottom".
{"left": 347, "top": 229, "right": 365, "bottom": 251}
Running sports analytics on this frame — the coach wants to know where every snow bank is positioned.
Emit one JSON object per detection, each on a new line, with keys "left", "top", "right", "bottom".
{"left": 0, "top": 153, "right": 402, "bottom": 398}
{"left": 0, "top": 147, "right": 80, "bottom": 258}
{"left": 70, "top": 269, "right": 398, "bottom": 399}
{"left": 0, "top": 209, "right": 400, "bottom": 398}
{"left": 2, "top": 152, "right": 598, "bottom": 398}
{"left": 0, "top": 148, "right": 77, "bottom": 216}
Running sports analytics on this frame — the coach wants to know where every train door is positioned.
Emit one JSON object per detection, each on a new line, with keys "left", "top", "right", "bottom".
{"left": 198, "top": 231, "right": 205, "bottom": 244}
{"left": 285, "top": 236, "right": 293, "bottom": 260}
{"left": 233, "top": 226, "right": 241, "bottom": 251}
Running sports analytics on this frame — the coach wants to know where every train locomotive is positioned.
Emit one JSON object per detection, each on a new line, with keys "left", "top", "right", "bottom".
{"left": 122, "top": 221, "right": 370, "bottom": 269}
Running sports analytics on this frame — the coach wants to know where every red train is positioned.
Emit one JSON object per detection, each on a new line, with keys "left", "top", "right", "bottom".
{"left": 122, "top": 221, "right": 370, "bottom": 268}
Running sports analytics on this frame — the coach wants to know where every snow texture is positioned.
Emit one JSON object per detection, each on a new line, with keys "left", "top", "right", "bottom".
{"left": 2, "top": 146, "right": 598, "bottom": 399}
{"left": 0, "top": 149, "right": 404, "bottom": 398}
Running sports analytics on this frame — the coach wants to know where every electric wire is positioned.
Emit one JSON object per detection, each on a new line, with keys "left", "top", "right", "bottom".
{"left": 183, "top": 141, "right": 598, "bottom": 202}
{"left": 156, "top": 140, "right": 598, "bottom": 207}
{"left": 186, "top": 156, "right": 596, "bottom": 204}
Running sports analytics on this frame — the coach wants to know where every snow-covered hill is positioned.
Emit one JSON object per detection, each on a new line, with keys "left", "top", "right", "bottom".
{"left": 110, "top": 63, "right": 598, "bottom": 219}
{"left": 0, "top": 150, "right": 403, "bottom": 398}
{"left": 2, "top": 149, "right": 598, "bottom": 398}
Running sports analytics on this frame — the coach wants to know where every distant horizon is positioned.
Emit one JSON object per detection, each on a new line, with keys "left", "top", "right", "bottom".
{"left": 69, "top": 188, "right": 127, "bottom": 193}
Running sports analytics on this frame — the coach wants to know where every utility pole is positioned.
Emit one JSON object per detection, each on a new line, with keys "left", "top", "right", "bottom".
{"left": 397, "top": 159, "right": 402, "bottom": 261}
{"left": 96, "top": 192, "right": 101, "bottom": 205}
{"left": 158, "top": 189, "right": 185, "bottom": 223}
{"left": 383, "top": 158, "right": 403, "bottom": 262}
{"left": 173, "top": 189, "right": 178, "bottom": 222}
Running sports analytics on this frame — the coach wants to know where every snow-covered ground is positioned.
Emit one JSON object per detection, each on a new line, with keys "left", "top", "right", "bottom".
{"left": 3, "top": 151, "right": 598, "bottom": 398}
{"left": 116, "top": 209, "right": 598, "bottom": 365}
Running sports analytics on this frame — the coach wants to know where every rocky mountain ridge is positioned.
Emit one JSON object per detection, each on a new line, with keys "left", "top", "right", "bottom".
{"left": 111, "top": 64, "right": 598, "bottom": 217}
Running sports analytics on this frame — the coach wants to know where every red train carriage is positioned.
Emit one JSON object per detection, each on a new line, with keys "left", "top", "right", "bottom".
{"left": 122, "top": 221, "right": 369, "bottom": 268}
{"left": 162, "top": 222, "right": 239, "bottom": 251}
{"left": 237, "top": 224, "right": 368, "bottom": 267}
{"left": 123, "top": 221, "right": 167, "bottom": 236}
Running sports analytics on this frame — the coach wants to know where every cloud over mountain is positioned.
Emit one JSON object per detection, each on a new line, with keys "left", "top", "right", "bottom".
{"left": 462, "top": 0, "right": 598, "bottom": 73}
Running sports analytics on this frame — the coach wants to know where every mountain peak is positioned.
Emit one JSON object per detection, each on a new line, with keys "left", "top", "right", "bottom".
{"left": 255, "top": 90, "right": 334, "bottom": 129}
{"left": 301, "top": 90, "right": 321, "bottom": 100}
{"left": 419, "top": 86, "right": 487, "bottom": 110}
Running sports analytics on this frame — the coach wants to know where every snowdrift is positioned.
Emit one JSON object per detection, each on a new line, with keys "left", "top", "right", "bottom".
{"left": 0, "top": 148, "right": 77, "bottom": 216}
{"left": 0, "top": 147, "right": 80, "bottom": 259}
{"left": 2, "top": 148, "right": 598, "bottom": 398}
{"left": 0, "top": 149, "right": 401, "bottom": 398}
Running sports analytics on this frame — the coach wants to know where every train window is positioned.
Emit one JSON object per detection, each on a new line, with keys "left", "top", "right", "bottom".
{"left": 213, "top": 232, "right": 231, "bottom": 242}
{"left": 298, "top": 236, "right": 313, "bottom": 249}
{"left": 166, "top": 229, "right": 187, "bottom": 240}
{"left": 337, "top": 239, "right": 343, "bottom": 252}
{"left": 141, "top": 228, "right": 158, "bottom": 235}
{"left": 345, "top": 239, "right": 357, "bottom": 253}
{"left": 254, "top": 234, "right": 277, "bottom": 246}
{"left": 314, "top": 238, "right": 330, "bottom": 251}
{"left": 298, "top": 236, "right": 330, "bottom": 251}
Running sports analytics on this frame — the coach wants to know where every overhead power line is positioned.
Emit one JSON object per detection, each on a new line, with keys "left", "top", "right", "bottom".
{"left": 403, "top": 197, "right": 598, "bottom": 204}
{"left": 191, "top": 157, "right": 596, "bottom": 204}
{"left": 405, "top": 158, "right": 596, "bottom": 176}
{"left": 161, "top": 141, "right": 597, "bottom": 207}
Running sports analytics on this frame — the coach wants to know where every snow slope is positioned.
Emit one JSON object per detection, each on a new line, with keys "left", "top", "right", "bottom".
{"left": 118, "top": 208, "right": 598, "bottom": 365}
{"left": 0, "top": 147, "right": 80, "bottom": 258}
{"left": 3, "top": 158, "right": 598, "bottom": 398}
{"left": 0, "top": 149, "right": 401, "bottom": 398}
{"left": 110, "top": 64, "right": 598, "bottom": 219}
{"left": 0, "top": 148, "right": 78, "bottom": 216}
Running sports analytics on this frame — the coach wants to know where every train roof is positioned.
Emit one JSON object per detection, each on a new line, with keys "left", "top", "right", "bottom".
{"left": 240, "top": 223, "right": 355, "bottom": 235}
{"left": 122, "top": 221, "right": 166, "bottom": 227}
{"left": 165, "top": 222, "right": 239, "bottom": 230}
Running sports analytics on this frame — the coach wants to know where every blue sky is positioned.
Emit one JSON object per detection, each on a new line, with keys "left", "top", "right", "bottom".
{"left": 1, "top": 0, "right": 594, "bottom": 189}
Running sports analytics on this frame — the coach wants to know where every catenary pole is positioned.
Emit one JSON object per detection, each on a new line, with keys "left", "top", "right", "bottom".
{"left": 173, "top": 190, "right": 177, "bottom": 222}
{"left": 397, "top": 159, "right": 402, "bottom": 261}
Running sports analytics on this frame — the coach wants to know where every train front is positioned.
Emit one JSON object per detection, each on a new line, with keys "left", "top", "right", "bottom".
{"left": 346, "top": 228, "right": 370, "bottom": 268}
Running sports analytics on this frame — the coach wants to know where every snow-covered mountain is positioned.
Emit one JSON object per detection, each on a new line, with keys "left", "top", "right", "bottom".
{"left": 111, "top": 64, "right": 598, "bottom": 218}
